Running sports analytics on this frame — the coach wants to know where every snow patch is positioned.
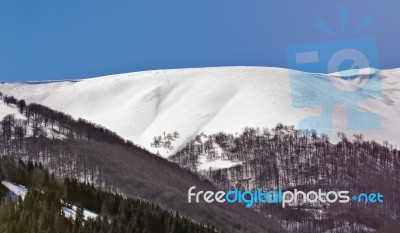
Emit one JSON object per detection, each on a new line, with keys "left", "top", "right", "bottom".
{"left": 61, "top": 204, "right": 98, "bottom": 220}
{"left": 1, "top": 181, "right": 28, "bottom": 200}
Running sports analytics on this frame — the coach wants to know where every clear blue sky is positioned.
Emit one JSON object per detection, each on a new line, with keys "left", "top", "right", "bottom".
{"left": 0, "top": 1, "right": 399, "bottom": 81}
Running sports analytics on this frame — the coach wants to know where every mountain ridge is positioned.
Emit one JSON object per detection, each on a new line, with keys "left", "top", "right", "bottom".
{"left": 1, "top": 66, "right": 399, "bottom": 158}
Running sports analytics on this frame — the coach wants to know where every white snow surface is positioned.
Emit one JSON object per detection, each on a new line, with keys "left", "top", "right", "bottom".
{"left": 198, "top": 155, "right": 240, "bottom": 171}
{"left": 1, "top": 181, "right": 28, "bottom": 200}
{"left": 1, "top": 67, "right": 400, "bottom": 160}
{"left": 61, "top": 205, "right": 98, "bottom": 220}
{"left": 0, "top": 103, "right": 25, "bottom": 120}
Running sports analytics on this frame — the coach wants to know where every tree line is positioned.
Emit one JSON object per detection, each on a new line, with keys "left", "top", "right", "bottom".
{"left": 0, "top": 91, "right": 139, "bottom": 149}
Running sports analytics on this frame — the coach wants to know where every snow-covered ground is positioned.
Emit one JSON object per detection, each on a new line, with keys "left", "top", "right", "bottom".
{"left": 1, "top": 67, "right": 399, "bottom": 162}
{"left": 0, "top": 103, "right": 25, "bottom": 120}
{"left": 0, "top": 104, "right": 66, "bottom": 140}
{"left": 61, "top": 204, "right": 99, "bottom": 221}
{"left": 198, "top": 153, "right": 240, "bottom": 171}
{"left": 197, "top": 137, "right": 241, "bottom": 170}
{"left": 1, "top": 181, "right": 28, "bottom": 200}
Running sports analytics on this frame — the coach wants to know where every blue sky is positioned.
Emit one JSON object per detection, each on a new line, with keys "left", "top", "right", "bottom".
{"left": 0, "top": 1, "right": 399, "bottom": 81}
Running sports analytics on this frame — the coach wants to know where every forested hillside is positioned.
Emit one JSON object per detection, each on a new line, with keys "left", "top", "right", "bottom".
{"left": 171, "top": 125, "right": 400, "bottom": 233}
{"left": 0, "top": 158, "right": 216, "bottom": 233}
{"left": 0, "top": 93, "right": 283, "bottom": 233}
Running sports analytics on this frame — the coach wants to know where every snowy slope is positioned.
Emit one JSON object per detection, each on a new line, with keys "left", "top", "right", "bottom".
{"left": 0, "top": 103, "right": 66, "bottom": 140}
{"left": 1, "top": 181, "right": 28, "bottom": 200}
{"left": 0, "top": 103, "right": 25, "bottom": 120}
{"left": 1, "top": 67, "right": 400, "bottom": 158}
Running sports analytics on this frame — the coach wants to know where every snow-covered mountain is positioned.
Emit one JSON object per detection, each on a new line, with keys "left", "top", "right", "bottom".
{"left": 1, "top": 66, "right": 399, "bottom": 157}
